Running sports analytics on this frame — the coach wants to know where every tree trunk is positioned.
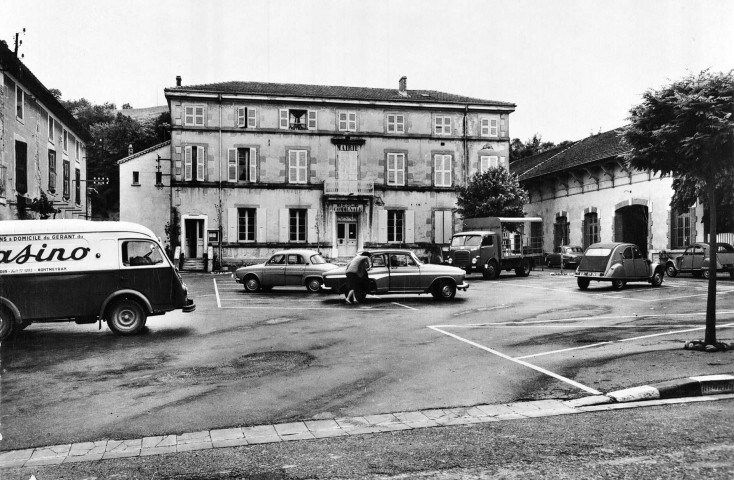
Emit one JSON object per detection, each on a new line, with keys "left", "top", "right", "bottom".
{"left": 705, "top": 180, "right": 717, "bottom": 345}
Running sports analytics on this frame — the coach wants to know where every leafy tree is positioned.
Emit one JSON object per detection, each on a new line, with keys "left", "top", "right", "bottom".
{"left": 623, "top": 70, "right": 734, "bottom": 349}
{"left": 670, "top": 175, "right": 734, "bottom": 235}
{"left": 456, "top": 167, "right": 529, "bottom": 219}
{"left": 510, "top": 134, "right": 572, "bottom": 162}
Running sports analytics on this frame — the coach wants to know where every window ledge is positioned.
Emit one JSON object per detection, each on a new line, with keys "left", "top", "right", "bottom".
{"left": 131, "top": 183, "right": 141, "bottom": 187}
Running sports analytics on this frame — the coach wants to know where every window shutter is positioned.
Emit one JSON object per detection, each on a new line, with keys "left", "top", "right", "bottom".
{"left": 247, "top": 108, "right": 257, "bottom": 128}
{"left": 279, "top": 209, "right": 289, "bottom": 242}
{"left": 237, "top": 107, "right": 246, "bottom": 127}
{"left": 307, "top": 208, "right": 317, "bottom": 243}
{"left": 397, "top": 115, "right": 404, "bottom": 133}
{"left": 397, "top": 154, "right": 405, "bottom": 185}
{"left": 500, "top": 156, "right": 506, "bottom": 168}
{"left": 227, "top": 208, "right": 238, "bottom": 243}
{"left": 307, "top": 110, "right": 317, "bottom": 130}
{"left": 405, "top": 210, "right": 415, "bottom": 244}
{"left": 228, "top": 149, "right": 237, "bottom": 182}
{"left": 184, "top": 146, "right": 193, "bottom": 180}
{"left": 434, "top": 211, "right": 445, "bottom": 244}
{"left": 377, "top": 210, "right": 388, "bottom": 244}
{"left": 500, "top": 116, "right": 507, "bottom": 137}
{"left": 387, "top": 114, "right": 395, "bottom": 133}
{"left": 196, "top": 146, "right": 205, "bottom": 181}
{"left": 279, "top": 109, "right": 289, "bottom": 129}
{"left": 257, "top": 208, "right": 267, "bottom": 242}
{"left": 338, "top": 112, "right": 347, "bottom": 131}
{"left": 195, "top": 106, "right": 205, "bottom": 126}
{"left": 249, "top": 148, "right": 257, "bottom": 182}
{"left": 348, "top": 112, "right": 356, "bottom": 131}
{"left": 490, "top": 118, "right": 498, "bottom": 137}
{"left": 184, "top": 106, "right": 194, "bottom": 125}
{"left": 481, "top": 118, "right": 489, "bottom": 136}
{"left": 443, "top": 116, "right": 451, "bottom": 135}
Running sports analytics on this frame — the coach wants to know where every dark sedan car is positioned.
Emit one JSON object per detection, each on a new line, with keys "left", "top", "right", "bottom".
{"left": 233, "top": 249, "right": 338, "bottom": 293}
{"left": 545, "top": 245, "right": 584, "bottom": 268}
{"left": 322, "top": 249, "right": 469, "bottom": 301}
{"left": 664, "top": 242, "right": 734, "bottom": 279}
{"left": 575, "top": 242, "right": 665, "bottom": 290}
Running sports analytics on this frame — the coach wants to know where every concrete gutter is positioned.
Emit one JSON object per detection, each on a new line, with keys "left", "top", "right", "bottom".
{"left": 2, "top": 374, "right": 732, "bottom": 469}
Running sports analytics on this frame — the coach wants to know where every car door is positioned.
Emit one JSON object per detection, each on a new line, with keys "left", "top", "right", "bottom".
{"left": 368, "top": 254, "right": 390, "bottom": 293}
{"left": 693, "top": 245, "right": 706, "bottom": 271}
{"left": 388, "top": 253, "right": 421, "bottom": 292}
{"left": 679, "top": 246, "right": 695, "bottom": 272}
{"left": 285, "top": 253, "right": 306, "bottom": 286}
{"left": 119, "top": 239, "right": 173, "bottom": 310}
{"left": 620, "top": 246, "right": 634, "bottom": 278}
{"left": 632, "top": 246, "right": 648, "bottom": 278}
{"left": 261, "top": 254, "right": 286, "bottom": 286}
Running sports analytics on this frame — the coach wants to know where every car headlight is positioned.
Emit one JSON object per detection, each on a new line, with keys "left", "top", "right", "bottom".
{"left": 447, "top": 257, "right": 453, "bottom": 264}
{"left": 472, "top": 257, "right": 478, "bottom": 264}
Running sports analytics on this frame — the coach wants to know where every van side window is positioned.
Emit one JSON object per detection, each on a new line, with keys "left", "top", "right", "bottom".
{"left": 481, "top": 235, "right": 493, "bottom": 247}
{"left": 122, "top": 241, "right": 164, "bottom": 266}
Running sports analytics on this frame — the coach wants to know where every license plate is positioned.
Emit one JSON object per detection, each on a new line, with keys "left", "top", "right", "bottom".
{"left": 580, "top": 271, "right": 599, "bottom": 277}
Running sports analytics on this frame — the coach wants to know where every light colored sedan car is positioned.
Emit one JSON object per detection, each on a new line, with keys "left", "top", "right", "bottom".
{"left": 233, "top": 249, "right": 338, "bottom": 293}
{"left": 665, "top": 242, "right": 734, "bottom": 279}
{"left": 322, "top": 249, "right": 469, "bottom": 301}
{"left": 575, "top": 242, "right": 664, "bottom": 290}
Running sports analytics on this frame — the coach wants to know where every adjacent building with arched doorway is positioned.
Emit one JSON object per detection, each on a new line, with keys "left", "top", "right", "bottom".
{"left": 512, "top": 128, "right": 705, "bottom": 261}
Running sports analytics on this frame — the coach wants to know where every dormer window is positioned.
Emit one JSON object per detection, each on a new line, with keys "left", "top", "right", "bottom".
{"left": 280, "top": 109, "right": 317, "bottom": 131}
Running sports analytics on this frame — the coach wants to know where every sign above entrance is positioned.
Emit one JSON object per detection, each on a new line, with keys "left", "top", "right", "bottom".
{"left": 332, "top": 204, "right": 364, "bottom": 213}
{"left": 337, "top": 144, "right": 359, "bottom": 151}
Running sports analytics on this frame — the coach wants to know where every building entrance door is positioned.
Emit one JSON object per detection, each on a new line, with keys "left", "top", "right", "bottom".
{"left": 184, "top": 219, "right": 205, "bottom": 258}
{"left": 337, "top": 220, "right": 358, "bottom": 258}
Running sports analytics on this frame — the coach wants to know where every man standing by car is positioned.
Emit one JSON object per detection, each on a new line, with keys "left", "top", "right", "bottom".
{"left": 346, "top": 252, "right": 371, "bottom": 304}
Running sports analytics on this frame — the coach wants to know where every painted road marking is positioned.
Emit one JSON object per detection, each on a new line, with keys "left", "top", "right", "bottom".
{"left": 428, "top": 326, "right": 603, "bottom": 395}
{"left": 393, "top": 302, "right": 418, "bottom": 310}
{"left": 214, "top": 278, "right": 221, "bottom": 308}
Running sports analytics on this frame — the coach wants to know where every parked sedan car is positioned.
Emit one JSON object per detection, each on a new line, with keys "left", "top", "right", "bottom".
{"left": 545, "top": 245, "right": 584, "bottom": 268}
{"left": 233, "top": 250, "right": 338, "bottom": 293}
{"left": 575, "top": 242, "right": 665, "bottom": 290}
{"left": 322, "top": 249, "right": 469, "bottom": 301}
{"left": 664, "top": 242, "right": 734, "bottom": 279}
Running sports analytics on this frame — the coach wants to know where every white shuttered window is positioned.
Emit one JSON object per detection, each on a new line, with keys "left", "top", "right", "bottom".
{"left": 434, "top": 154, "right": 452, "bottom": 187}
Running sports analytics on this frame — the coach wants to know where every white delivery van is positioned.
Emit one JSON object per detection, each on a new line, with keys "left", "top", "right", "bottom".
{"left": 0, "top": 220, "right": 195, "bottom": 340}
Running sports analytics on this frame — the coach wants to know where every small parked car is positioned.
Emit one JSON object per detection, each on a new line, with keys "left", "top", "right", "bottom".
{"left": 575, "top": 242, "right": 665, "bottom": 290}
{"left": 545, "top": 245, "right": 584, "bottom": 268}
{"left": 322, "top": 249, "right": 469, "bottom": 301}
{"left": 233, "top": 249, "right": 338, "bottom": 293}
{"left": 664, "top": 242, "right": 734, "bottom": 279}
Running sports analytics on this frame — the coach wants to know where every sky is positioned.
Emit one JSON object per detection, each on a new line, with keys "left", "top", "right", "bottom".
{"left": 3, "top": 0, "right": 733, "bottom": 144}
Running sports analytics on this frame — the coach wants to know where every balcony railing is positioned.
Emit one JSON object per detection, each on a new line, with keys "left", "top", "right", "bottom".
{"left": 324, "top": 179, "right": 374, "bottom": 196}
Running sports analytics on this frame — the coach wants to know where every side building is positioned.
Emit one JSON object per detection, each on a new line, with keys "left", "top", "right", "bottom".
{"left": 512, "top": 128, "right": 704, "bottom": 260}
{"left": 0, "top": 41, "right": 89, "bottom": 221}
{"left": 161, "top": 77, "right": 515, "bottom": 267}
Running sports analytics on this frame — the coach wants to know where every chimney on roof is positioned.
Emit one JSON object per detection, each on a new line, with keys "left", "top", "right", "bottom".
{"left": 128, "top": 144, "right": 133, "bottom": 156}
{"left": 398, "top": 76, "right": 407, "bottom": 96}
{"left": 176, "top": 75, "right": 182, "bottom": 87}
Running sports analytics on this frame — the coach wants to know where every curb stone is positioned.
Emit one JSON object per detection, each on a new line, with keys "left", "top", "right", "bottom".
{"left": 1, "top": 375, "right": 732, "bottom": 469}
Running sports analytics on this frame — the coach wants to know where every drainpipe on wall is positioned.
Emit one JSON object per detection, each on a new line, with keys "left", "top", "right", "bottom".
{"left": 463, "top": 105, "right": 469, "bottom": 186}
{"left": 218, "top": 93, "right": 223, "bottom": 269}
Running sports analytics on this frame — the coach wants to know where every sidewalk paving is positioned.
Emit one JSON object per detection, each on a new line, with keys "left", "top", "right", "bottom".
{"left": 2, "top": 374, "right": 732, "bottom": 469}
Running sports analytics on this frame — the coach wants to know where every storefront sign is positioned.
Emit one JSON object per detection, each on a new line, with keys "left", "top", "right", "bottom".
{"left": 332, "top": 204, "right": 364, "bottom": 213}
{"left": 337, "top": 144, "right": 360, "bottom": 151}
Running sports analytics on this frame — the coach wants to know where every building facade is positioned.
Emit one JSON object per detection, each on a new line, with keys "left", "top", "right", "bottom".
{"left": 118, "top": 141, "right": 171, "bottom": 245}
{"left": 513, "top": 128, "right": 704, "bottom": 260}
{"left": 161, "top": 78, "right": 515, "bottom": 266}
{"left": 0, "top": 41, "right": 88, "bottom": 221}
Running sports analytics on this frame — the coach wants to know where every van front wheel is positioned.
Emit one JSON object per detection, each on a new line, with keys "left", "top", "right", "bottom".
{"left": 107, "top": 298, "right": 147, "bottom": 335}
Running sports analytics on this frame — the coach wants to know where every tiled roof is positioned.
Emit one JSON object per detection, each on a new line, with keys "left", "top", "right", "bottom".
{"left": 516, "top": 128, "right": 628, "bottom": 181}
{"left": 0, "top": 41, "right": 89, "bottom": 141}
{"left": 117, "top": 141, "right": 171, "bottom": 165}
{"left": 165, "top": 81, "right": 515, "bottom": 108}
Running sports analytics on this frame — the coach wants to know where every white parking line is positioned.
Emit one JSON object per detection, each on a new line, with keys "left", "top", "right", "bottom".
{"left": 213, "top": 279, "right": 221, "bottom": 308}
{"left": 428, "top": 326, "right": 603, "bottom": 395}
{"left": 393, "top": 302, "right": 418, "bottom": 310}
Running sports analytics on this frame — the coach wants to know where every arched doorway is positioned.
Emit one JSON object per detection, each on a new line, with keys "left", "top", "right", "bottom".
{"left": 614, "top": 205, "right": 648, "bottom": 256}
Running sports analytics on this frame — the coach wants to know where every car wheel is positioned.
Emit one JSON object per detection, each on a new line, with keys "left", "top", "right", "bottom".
{"left": 651, "top": 269, "right": 664, "bottom": 287}
{"left": 107, "top": 298, "right": 146, "bottom": 336}
{"left": 577, "top": 277, "right": 590, "bottom": 290}
{"left": 305, "top": 278, "right": 322, "bottom": 293}
{"left": 702, "top": 269, "right": 711, "bottom": 280}
{"left": 612, "top": 279, "right": 626, "bottom": 290}
{"left": 0, "top": 307, "right": 14, "bottom": 341}
{"left": 515, "top": 260, "right": 531, "bottom": 277}
{"left": 432, "top": 280, "right": 457, "bottom": 300}
{"left": 545, "top": 258, "right": 552, "bottom": 268}
{"left": 665, "top": 264, "right": 678, "bottom": 277}
{"left": 482, "top": 260, "right": 499, "bottom": 280}
{"left": 244, "top": 275, "right": 261, "bottom": 292}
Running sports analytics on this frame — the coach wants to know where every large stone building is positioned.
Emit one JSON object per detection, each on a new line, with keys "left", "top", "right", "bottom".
{"left": 152, "top": 77, "right": 514, "bottom": 267}
{"left": 0, "top": 41, "right": 88, "bottom": 221}
{"left": 512, "top": 128, "right": 704, "bottom": 260}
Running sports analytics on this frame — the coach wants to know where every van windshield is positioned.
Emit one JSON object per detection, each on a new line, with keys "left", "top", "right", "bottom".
{"left": 451, "top": 235, "right": 482, "bottom": 247}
